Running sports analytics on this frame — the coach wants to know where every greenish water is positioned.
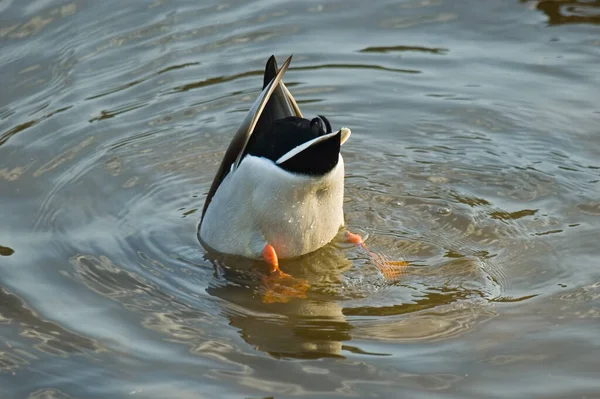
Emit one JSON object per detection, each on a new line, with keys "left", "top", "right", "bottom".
{"left": 1, "top": 0, "right": 599, "bottom": 398}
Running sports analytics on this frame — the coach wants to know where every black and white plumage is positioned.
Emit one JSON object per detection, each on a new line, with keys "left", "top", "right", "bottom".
{"left": 199, "top": 55, "right": 351, "bottom": 260}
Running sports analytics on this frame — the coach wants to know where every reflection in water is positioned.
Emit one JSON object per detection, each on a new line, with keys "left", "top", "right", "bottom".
{"left": 0, "top": 287, "right": 103, "bottom": 372}
{"left": 33, "top": 137, "right": 95, "bottom": 177}
{"left": 170, "top": 62, "right": 421, "bottom": 95}
{"left": 203, "top": 232, "right": 502, "bottom": 356}
{"left": 522, "top": 0, "right": 600, "bottom": 25}
{"left": 68, "top": 250, "right": 354, "bottom": 359}
{"left": 0, "top": 106, "right": 71, "bottom": 147}
{"left": 0, "top": 3, "right": 77, "bottom": 39}
{"left": 210, "top": 285, "right": 350, "bottom": 359}
{"left": 86, "top": 62, "right": 199, "bottom": 101}
{"left": 0, "top": 164, "right": 31, "bottom": 181}
{"left": 350, "top": 295, "right": 497, "bottom": 343}
{"left": 292, "top": 63, "right": 421, "bottom": 74}
{"left": 205, "top": 244, "right": 353, "bottom": 359}
{"left": 359, "top": 45, "right": 448, "bottom": 54}
{"left": 578, "top": 202, "right": 600, "bottom": 216}
{"left": 170, "top": 69, "right": 265, "bottom": 94}
{"left": 27, "top": 388, "right": 74, "bottom": 399}
{"left": 66, "top": 242, "right": 499, "bottom": 360}
{"left": 0, "top": 246, "right": 15, "bottom": 256}
{"left": 70, "top": 253, "right": 219, "bottom": 349}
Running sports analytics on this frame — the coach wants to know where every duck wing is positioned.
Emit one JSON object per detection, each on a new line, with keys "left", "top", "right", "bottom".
{"left": 201, "top": 55, "right": 294, "bottom": 220}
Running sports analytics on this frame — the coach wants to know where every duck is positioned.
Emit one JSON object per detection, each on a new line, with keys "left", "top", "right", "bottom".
{"left": 199, "top": 55, "right": 405, "bottom": 293}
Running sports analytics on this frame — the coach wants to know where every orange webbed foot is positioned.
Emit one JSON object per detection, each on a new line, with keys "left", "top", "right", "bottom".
{"left": 345, "top": 231, "right": 408, "bottom": 281}
{"left": 260, "top": 244, "right": 309, "bottom": 304}
{"left": 370, "top": 252, "right": 408, "bottom": 280}
{"left": 345, "top": 231, "right": 364, "bottom": 245}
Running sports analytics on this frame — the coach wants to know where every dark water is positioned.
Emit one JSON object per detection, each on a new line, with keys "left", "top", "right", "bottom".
{"left": 1, "top": 0, "right": 600, "bottom": 398}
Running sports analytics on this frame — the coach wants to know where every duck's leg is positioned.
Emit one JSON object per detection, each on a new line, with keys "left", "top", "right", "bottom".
{"left": 260, "top": 244, "right": 309, "bottom": 304}
{"left": 345, "top": 231, "right": 408, "bottom": 280}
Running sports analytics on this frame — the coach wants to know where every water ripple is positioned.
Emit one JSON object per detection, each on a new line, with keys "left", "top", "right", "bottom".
{"left": 1, "top": 0, "right": 600, "bottom": 397}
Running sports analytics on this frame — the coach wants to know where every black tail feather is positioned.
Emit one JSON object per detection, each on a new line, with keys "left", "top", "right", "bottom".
{"left": 263, "top": 55, "right": 279, "bottom": 89}
{"left": 254, "top": 56, "right": 296, "bottom": 136}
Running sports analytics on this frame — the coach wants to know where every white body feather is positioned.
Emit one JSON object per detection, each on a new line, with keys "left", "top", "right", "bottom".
{"left": 200, "top": 154, "right": 345, "bottom": 259}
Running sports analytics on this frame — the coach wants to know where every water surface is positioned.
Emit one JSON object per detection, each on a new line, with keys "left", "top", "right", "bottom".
{"left": 1, "top": 0, "right": 600, "bottom": 398}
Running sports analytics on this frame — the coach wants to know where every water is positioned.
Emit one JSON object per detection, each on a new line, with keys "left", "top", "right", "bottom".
{"left": 1, "top": 0, "right": 599, "bottom": 397}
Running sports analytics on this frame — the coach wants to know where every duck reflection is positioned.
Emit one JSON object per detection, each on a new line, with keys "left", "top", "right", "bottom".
{"left": 205, "top": 243, "right": 355, "bottom": 359}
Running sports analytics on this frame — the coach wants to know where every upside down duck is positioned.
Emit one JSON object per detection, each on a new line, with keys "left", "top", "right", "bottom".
{"left": 198, "top": 55, "right": 406, "bottom": 300}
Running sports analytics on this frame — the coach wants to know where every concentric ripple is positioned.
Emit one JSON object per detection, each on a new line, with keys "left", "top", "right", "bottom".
{"left": 1, "top": 0, "right": 600, "bottom": 398}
